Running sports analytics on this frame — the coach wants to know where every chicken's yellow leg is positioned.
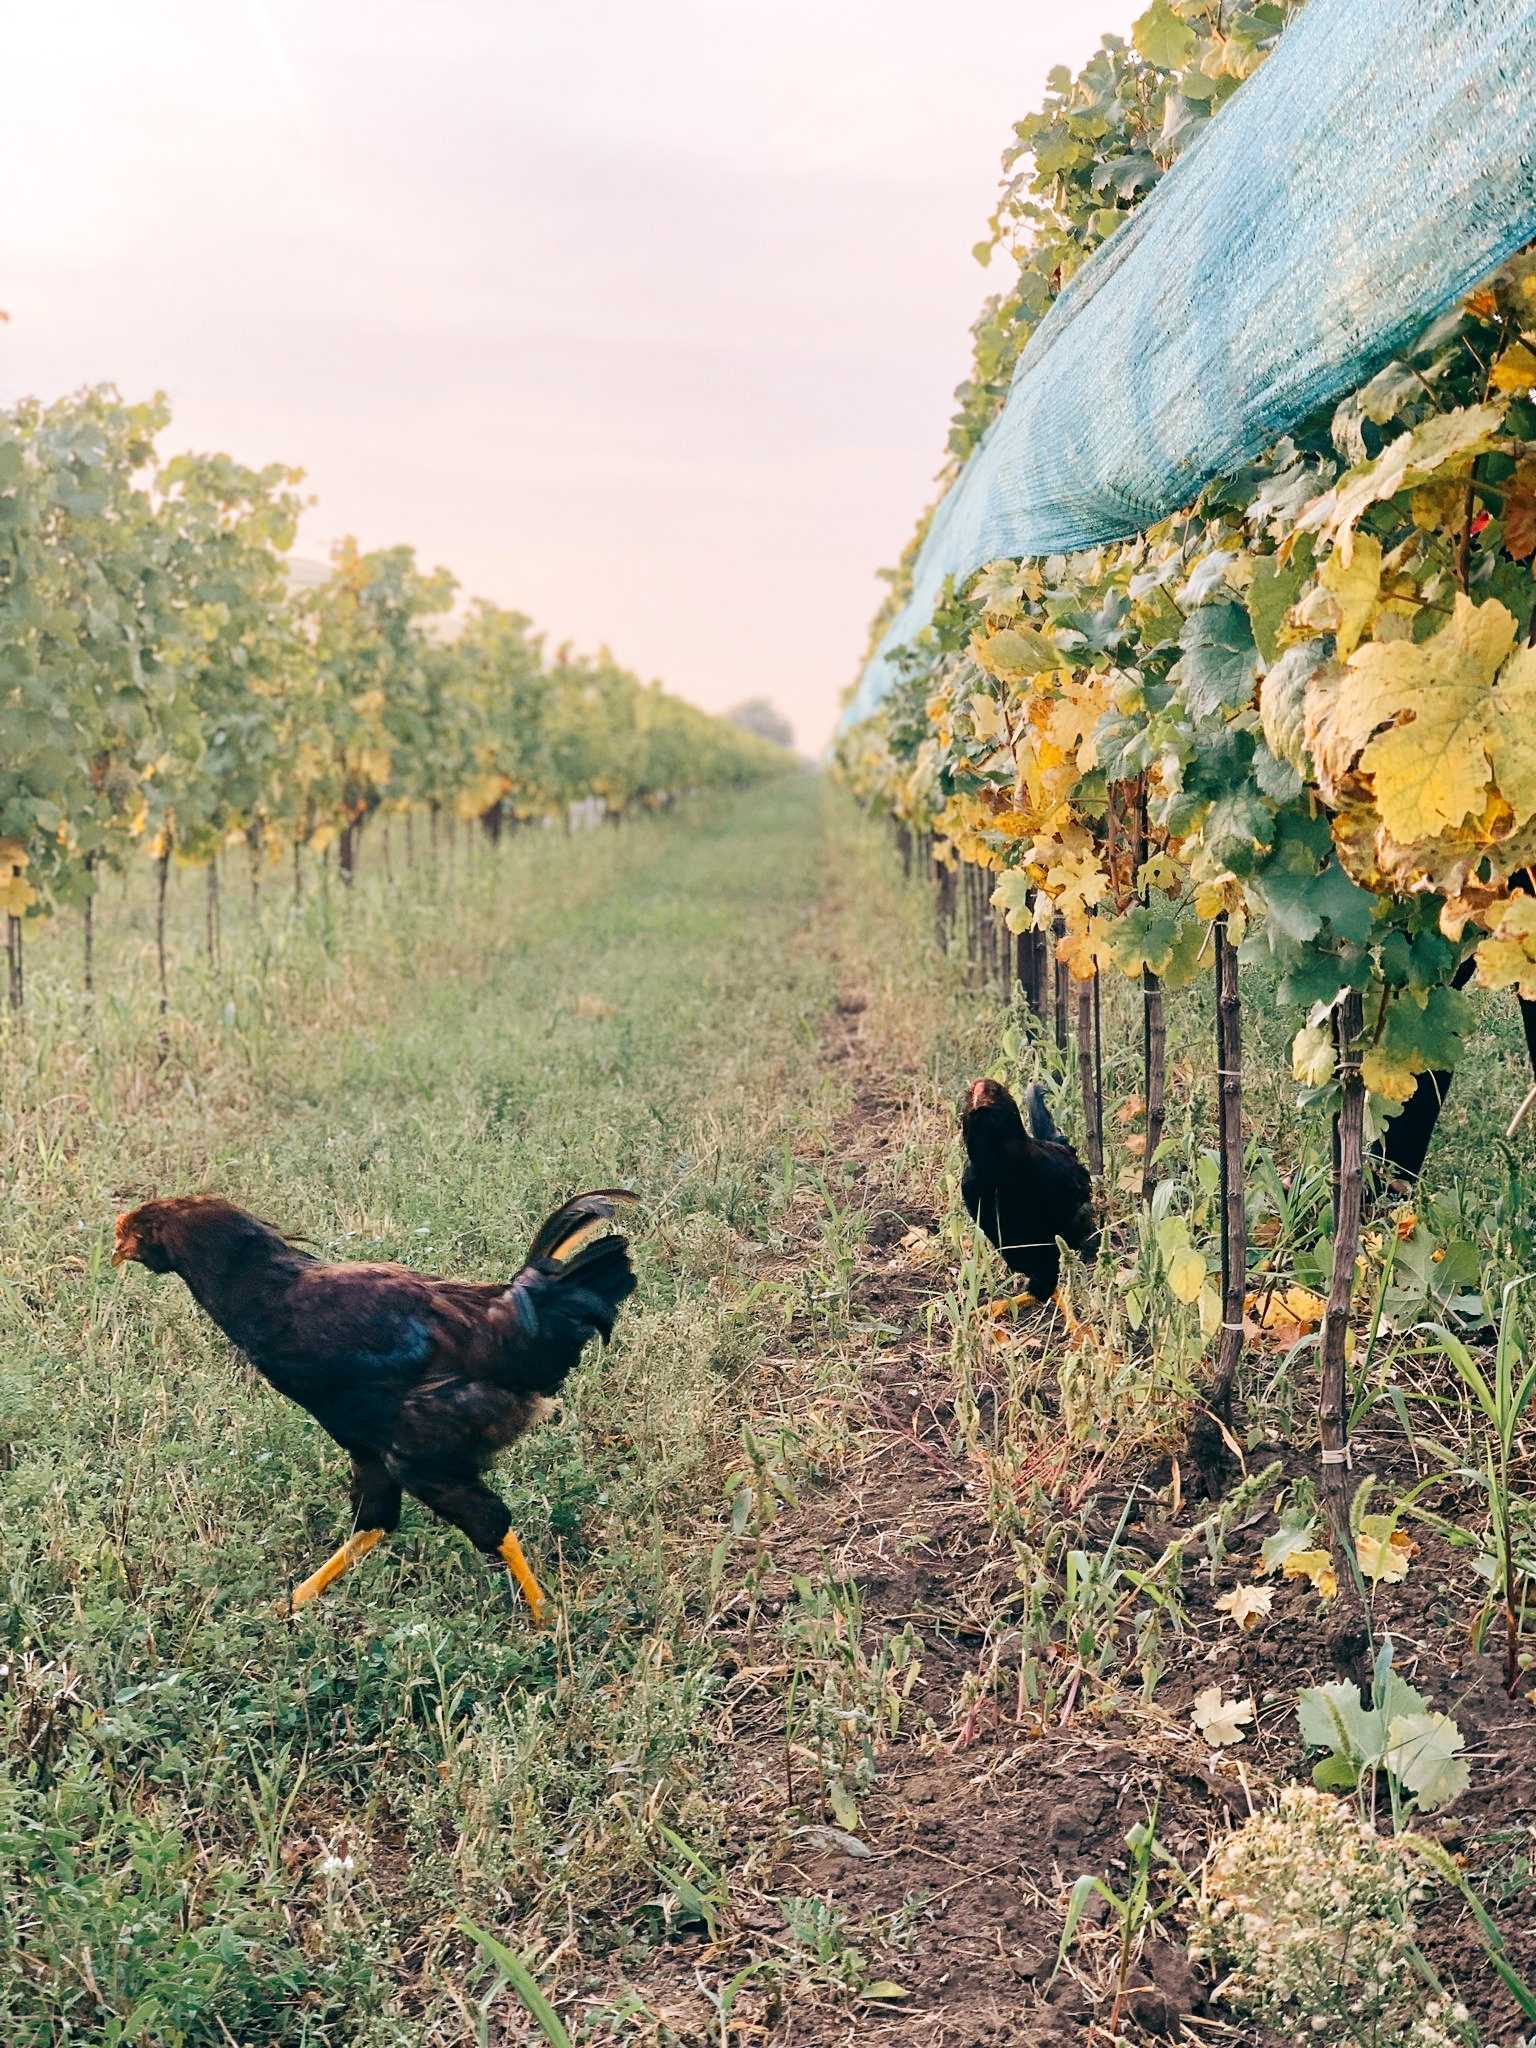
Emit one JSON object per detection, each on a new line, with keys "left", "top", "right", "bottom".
{"left": 1051, "top": 1288, "right": 1084, "bottom": 1342}
{"left": 282, "top": 1528, "right": 385, "bottom": 1615}
{"left": 498, "top": 1529, "right": 549, "bottom": 1624}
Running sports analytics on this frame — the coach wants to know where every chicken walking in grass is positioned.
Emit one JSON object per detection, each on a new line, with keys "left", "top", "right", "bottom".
{"left": 112, "top": 1189, "right": 636, "bottom": 1622}
{"left": 959, "top": 1078, "right": 1099, "bottom": 1321}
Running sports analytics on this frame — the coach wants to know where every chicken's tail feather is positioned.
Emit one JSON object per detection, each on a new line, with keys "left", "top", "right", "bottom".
{"left": 524, "top": 1188, "right": 638, "bottom": 1266}
{"left": 1023, "top": 1083, "right": 1064, "bottom": 1145}
{"left": 494, "top": 1225, "right": 638, "bottom": 1396}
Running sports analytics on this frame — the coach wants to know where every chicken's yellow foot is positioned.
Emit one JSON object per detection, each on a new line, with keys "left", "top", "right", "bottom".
{"left": 1051, "top": 1289, "right": 1085, "bottom": 1341}
{"left": 988, "top": 1292, "right": 1036, "bottom": 1317}
{"left": 498, "top": 1529, "right": 549, "bottom": 1624}
{"left": 282, "top": 1527, "right": 385, "bottom": 1615}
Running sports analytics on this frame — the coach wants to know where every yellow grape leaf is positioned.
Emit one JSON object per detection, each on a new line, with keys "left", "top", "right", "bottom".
{"left": 1215, "top": 1584, "right": 1274, "bottom": 1632}
{"left": 1139, "top": 851, "right": 1181, "bottom": 893}
{"left": 1282, "top": 1549, "right": 1339, "bottom": 1600}
{"left": 1362, "top": 1039, "right": 1424, "bottom": 1104}
{"left": 1475, "top": 894, "right": 1536, "bottom": 998}
{"left": 1318, "top": 596, "right": 1536, "bottom": 842}
{"left": 968, "top": 693, "right": 1005, "bottom": 743}
{"left": 1356, "top": 1514, "right": 1415, "bottom": 1585}
{"left": 971, "top": 625, "right": 1060, "bottom": 682}
{"left": 1411, "top": 474, "right": 1467, "bottom": 534}
{"left": 1166, "top": 1245, "right": 1207, "bottom": 1304}
{"left": 0, "top": 875, "right": 38, "bottom": 916}
{"left": 990, "top": 869, "right": 1038, "bottom": 934}
{"left": 1191, "top": 1687, "right": 1254, "bottom": 1746}
{"left": 1193, "top": 877, "right": 1242, "bottom": 920}
{"left": 1249, "top": 1285, "right": 1327, "bottom": 1332}
{"left": 1198, "top": 1279, "right": 1222, "bottom": 1338}
{"left": 0, "top": 838, "right": 27, "bottom": 869}
{"left": 1491, "top": 341, "right": 1536, "bottom": 393}
{"left": 1318, "top": 534, "right": 1382, "bottom": 659}
{"left": 1300, "top": 403, "right": 1505, "bottom": 562}
{"left": 1292, "top": 1022, "right": 1336, "bottom": 1087}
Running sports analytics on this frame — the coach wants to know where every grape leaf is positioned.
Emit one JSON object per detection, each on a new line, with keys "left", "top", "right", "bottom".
{"left": 1174, "top": 601, "right": 1259, "bottom": 720}
{"left": 1319, "top": 532, "right": 1382, "bottom": 658}
{"left": 1282, "top": 1548, "right": 1339, "bottom": 1600}
{"left": 1505, "top": 459, "right": 1536, "bottom": 561}
{"left": 1261, "top": 1515, "right": 1327, "bottom": 1572}
{"left": 1132, "top": 0, "right": 1196, "bottom": 69}
{"left": 1260, "top": 642, "right": 1330, "bottom": 771}
{"left": 1491, "top": 341, "right": 1536, "bottom": 394}
{"left": 1192, "top": 1686, "right": 1253, "bottom": 1746}
{"left": 1247, "top": 554, "right": 1306, "bottom": 663}
{"left": 972, "top": 625, "right": 1060, "bottom": 681}
{"left": 1215, "top": 1584, "right": 1274, "bottom": 1631}
{"left": 1475, "top": 893, "right": 1536, "bottom": 997}
{"left": 1299, "top": 403, "right": 1505, "bottom": 561}
{"left": 1298, "top": 1678, "right": 1376, "bottom": 1760}
{"left": 1356, "top": 1514, "right": 1416, "bottom": 1584}
{"left": 1167, "top": 1244, "right": 1207, "bottom": 1303}
{"left": 1316, "top": 595, "right": 1536, "bottom": 841}
{"left": 1382, "top": 1711, "right": 1470, "bottom": 1812}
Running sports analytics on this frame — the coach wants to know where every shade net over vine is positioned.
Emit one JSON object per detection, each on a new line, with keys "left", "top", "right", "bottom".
{"left": 843, "top": 0, "right": 1536, "bottom": 729}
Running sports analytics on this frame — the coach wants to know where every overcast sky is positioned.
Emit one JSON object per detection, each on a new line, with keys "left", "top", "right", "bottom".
{"left": 5, "top": 0, "right": 1140, "bottom": 752}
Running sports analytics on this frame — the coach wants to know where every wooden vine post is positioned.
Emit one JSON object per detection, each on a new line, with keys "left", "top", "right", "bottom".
{"left": 935, "top": 848, "right": 954, "bottom": 953}
{"left": 1210, "top": 914, "right": 1246, "bottom": 1419}
{"left": 1052, "top": 915, "right": 1069, "bottom": 1052}
{"left": 1321, "top": 990, "right": 1369, "bottom": 1669}
{"left": 154, "top": 847, "right": 172, "bottom": 1017}
{"left": 5, "top": 915, "right": 22, "bottom": 1015}
{"left": 205, "top": 862, "right": 221, "bottom": 967}
{"left": 1076, "top": 974, "right": 1105, "bottom": 1176}
{"left": 1141, "top": 968, "right": 1166, "bottom": 1204}
{"left": 82, "top": 851, "right": 97, "bottom": 1000}
{"left": 1131, "top": 786, "right": 1166, "bottom": 1203}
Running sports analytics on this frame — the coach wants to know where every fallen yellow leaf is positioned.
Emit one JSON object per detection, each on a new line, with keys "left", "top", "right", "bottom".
{"left": 1282, "top": 1549, "right": 1339, "bottom": 1600}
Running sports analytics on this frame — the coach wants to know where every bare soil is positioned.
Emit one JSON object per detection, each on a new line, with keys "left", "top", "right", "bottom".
{"left": 603, "top": 960, "right": 1536, "bottom": 2047}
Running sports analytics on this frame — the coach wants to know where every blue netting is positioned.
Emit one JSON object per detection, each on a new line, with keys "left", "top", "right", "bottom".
{"left": 844, "top": 0, "right": 1536, "bottom": 730}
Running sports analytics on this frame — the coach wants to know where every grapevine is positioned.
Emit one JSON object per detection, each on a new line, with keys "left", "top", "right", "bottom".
{"left": 0, "top": 387, "right": 782, "bottom": 1009}
{"left": 836, "top": 0, "right": 1536, "bottom": 1515}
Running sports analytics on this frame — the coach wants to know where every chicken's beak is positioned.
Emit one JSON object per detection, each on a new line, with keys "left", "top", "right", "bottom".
{"left": 111, "top": 1215, "right": 134, "bottom": 1266}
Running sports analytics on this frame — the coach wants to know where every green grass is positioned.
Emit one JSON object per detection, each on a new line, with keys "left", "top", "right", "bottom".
{"left": 0, "top": 777, "right": 865, "bottom": 2046}
{"left": 8, "top": 784, "right": 1535, "bottom": 2044}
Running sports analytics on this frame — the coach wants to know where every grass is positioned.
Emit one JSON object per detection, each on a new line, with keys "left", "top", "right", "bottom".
{"left": 5, "top": 782, "right": 1536, "bottom": 2045}
{"left": 0, "top": 777, "right": 879, "bottom": 2044}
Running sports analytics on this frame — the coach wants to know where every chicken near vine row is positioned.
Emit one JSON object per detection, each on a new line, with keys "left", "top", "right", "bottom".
{"left": 112, "top": 1189, "right": 637, "bottom": 1621}
{"left": 959, "top": 1078, "right": 1099, "bottom": 1304}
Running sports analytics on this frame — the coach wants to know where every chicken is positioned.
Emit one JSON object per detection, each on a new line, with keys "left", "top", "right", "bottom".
{"left": 959, "top": 1078, "right": 1098, "bottom": 1307}
{"left": 111, "top": 1189, "right": 636, "bottom": 1621}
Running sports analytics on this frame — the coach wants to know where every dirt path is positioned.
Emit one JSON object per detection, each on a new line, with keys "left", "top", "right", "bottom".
{"left": 597, "top": 916, "right": 1213, "bottom": 2044}
{"left": 599, "top": 855, "right": 1536, "bottom": 2048}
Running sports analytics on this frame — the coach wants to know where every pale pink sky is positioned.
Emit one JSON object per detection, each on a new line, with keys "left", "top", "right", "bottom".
{"left": 5, "top": 1, "right": 1139, "bottom": 751}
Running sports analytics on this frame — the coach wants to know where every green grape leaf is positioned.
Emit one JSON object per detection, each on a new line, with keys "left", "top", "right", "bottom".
{"left": 1132, "top": 0, "right": 1197, "bottom": 69}
{"left": 1174, "top": 601, "right": 1260, "bottom": 720}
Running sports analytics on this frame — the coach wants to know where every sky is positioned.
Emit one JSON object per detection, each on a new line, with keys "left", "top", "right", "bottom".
{"left": 4, "top": 0, "right": 1141, "bottom": 754}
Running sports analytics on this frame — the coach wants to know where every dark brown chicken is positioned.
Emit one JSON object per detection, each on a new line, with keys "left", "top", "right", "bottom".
{"left": 960, "top": 1078, "right": 1098, "bottom": 1304}
{"left": 112, "top": 1190, "right": 636, "bottom": 1620}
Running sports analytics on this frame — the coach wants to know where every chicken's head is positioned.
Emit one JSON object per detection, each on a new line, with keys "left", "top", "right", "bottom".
{"left": 112, "top": 1200, "right": 179, "bottom": 1272}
